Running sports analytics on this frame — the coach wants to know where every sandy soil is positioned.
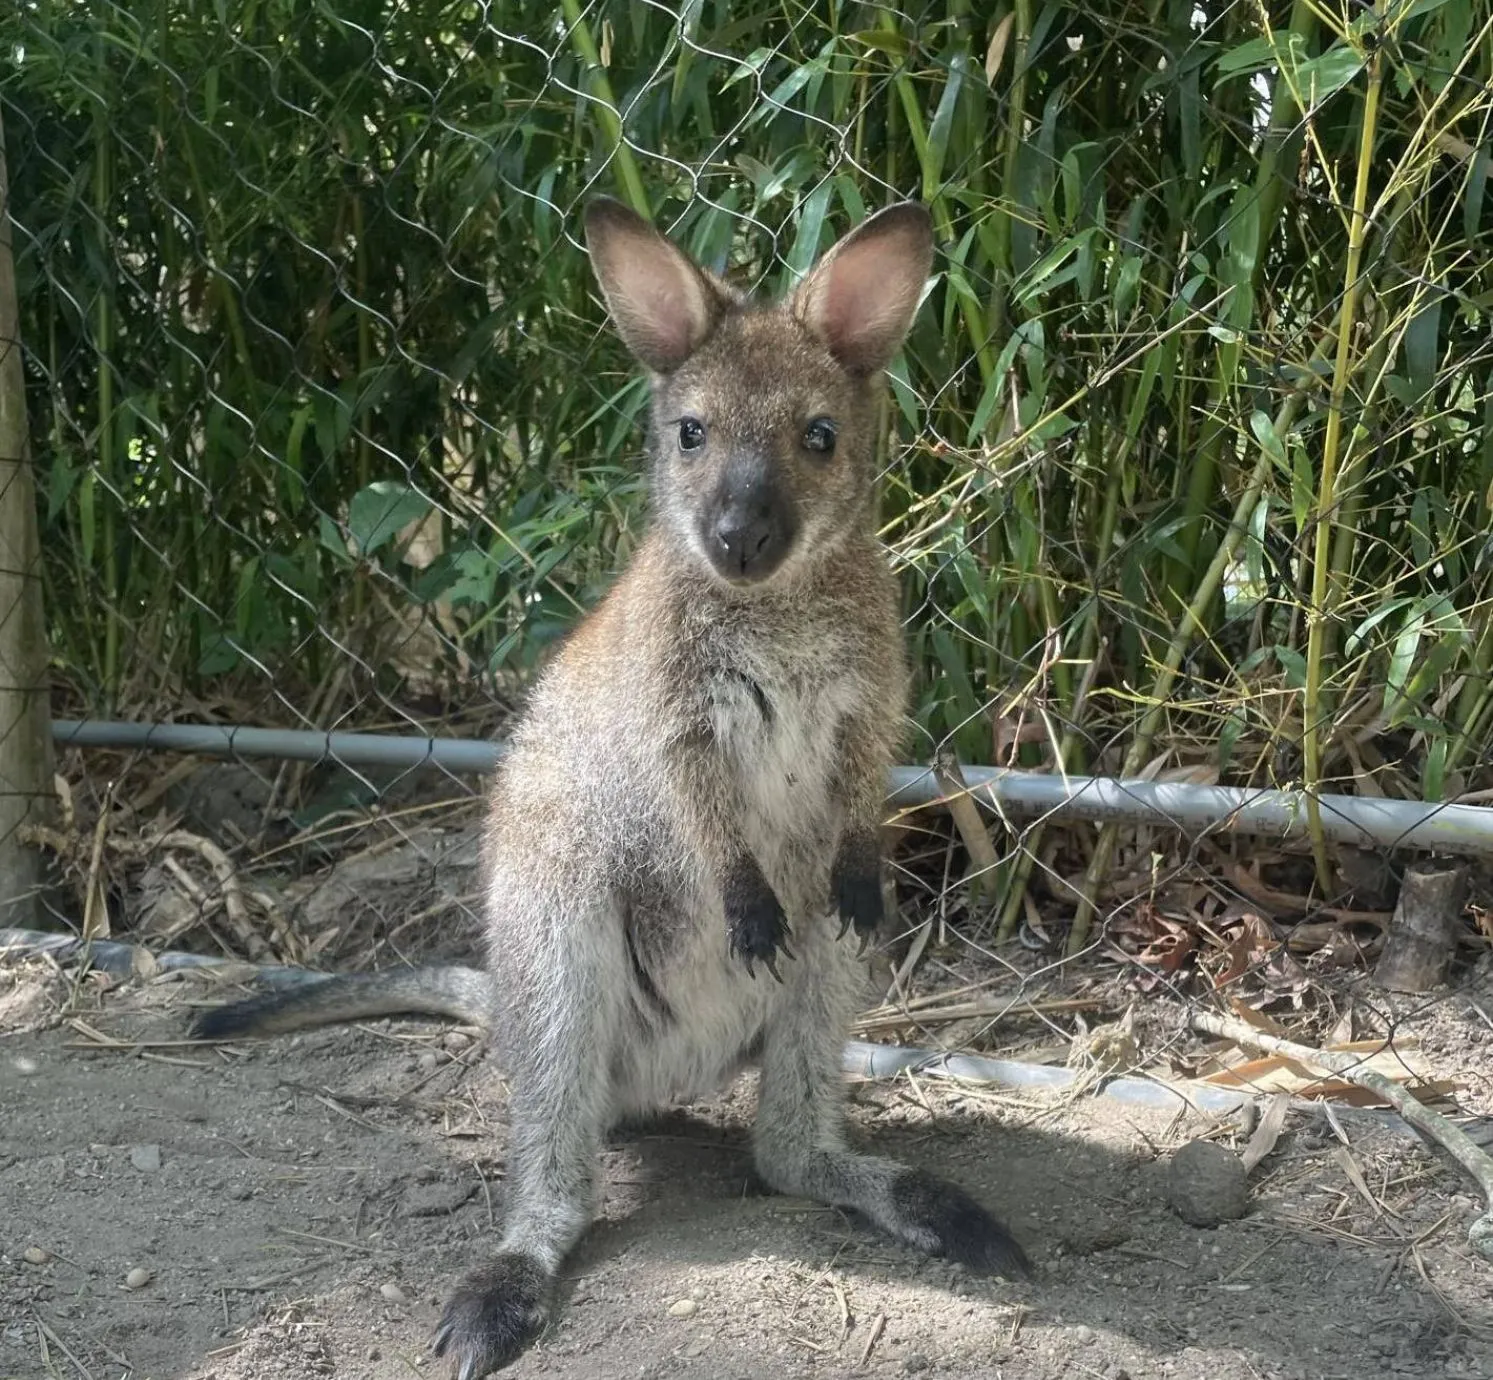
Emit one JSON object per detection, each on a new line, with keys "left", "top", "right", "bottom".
{"left": 3, "top": 960, "right": 1491, "bottom": 1380}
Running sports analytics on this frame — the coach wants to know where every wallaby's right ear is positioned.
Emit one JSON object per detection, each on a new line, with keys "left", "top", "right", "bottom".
{"left": 584, "top": 198, "right": 724, "bottom": 373}
{"left": 792, "top": 202, "right": 934, "bottom": 375}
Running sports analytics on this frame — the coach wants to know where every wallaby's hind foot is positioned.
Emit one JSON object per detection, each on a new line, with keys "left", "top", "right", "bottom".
{"left": 757, "top": 1142, "right": 1029, "bottom": 1281}
{"left": 433, "top": 1254, "right": 553, "bottom": 1380}
{"left": 883, "top": 1164, "right": 1031, "bottom": 1278}
{"left": 752, "top": 959, "right": 1031, "bottom": 1284}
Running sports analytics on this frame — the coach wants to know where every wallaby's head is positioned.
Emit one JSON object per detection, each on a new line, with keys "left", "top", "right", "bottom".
{"left": 584, "top": 197, "right": 934, "bottom": 589}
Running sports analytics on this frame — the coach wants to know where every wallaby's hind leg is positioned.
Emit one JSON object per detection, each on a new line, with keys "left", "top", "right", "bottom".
{"left": 433, "top": 922, "right": 621, "bottom": 1379}
{"left": 752, "top": 950, "right": 1029, "bottom": 1278}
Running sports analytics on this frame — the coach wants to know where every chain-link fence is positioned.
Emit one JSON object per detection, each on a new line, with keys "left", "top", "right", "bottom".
{"left": 2, "top": 1, "right": 1492, "bottom": 1038}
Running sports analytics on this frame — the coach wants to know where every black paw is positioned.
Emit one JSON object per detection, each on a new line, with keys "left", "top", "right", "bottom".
{"left": 723, "top": 856, "right": 793, "bottom": 982}
{"left": 890, "top": 1168, "right": 1031, "bottom": 1280}
{"left": 832, "top": 829, "right": 884, "bottom": 947}
{"left": 432, "top": 1254, "right": 552, "bottom": 1379}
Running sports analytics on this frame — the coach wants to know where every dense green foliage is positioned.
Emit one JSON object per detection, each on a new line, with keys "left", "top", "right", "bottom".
{"left": 5, "top": 0, "right": 1492, "bottom": 851}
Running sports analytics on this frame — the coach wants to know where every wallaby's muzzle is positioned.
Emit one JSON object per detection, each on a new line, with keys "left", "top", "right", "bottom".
{"left": 705, "top": 466, "right": 798, "bottom": 583}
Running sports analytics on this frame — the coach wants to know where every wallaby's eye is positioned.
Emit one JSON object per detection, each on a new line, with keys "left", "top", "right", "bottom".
{"left": 678, "top": 418, "right": 707, "bottom": 452}
{"left": 802, "top": 417, "right": 838, "bottom": 455}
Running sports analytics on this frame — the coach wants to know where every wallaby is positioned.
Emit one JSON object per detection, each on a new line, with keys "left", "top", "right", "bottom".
{"left": 190, "top": 197, "right": 1029, "bottom": 1380}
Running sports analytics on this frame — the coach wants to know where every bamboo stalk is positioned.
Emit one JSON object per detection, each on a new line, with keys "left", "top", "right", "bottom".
{"left": 1302, "top": 17, "right": 1388, "bottom": 892}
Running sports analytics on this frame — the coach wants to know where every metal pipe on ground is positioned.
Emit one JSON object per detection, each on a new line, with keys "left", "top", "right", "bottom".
{"left": 50, "top": 718, "right": 1493, "bottom": 860}
{"left": 6, "top": 926, "right": 1485, "bottom": 1146}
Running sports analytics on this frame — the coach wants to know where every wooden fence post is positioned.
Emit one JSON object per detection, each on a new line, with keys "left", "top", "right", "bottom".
{"left": 0, "top": 104, "right": 55, "bottom": 926}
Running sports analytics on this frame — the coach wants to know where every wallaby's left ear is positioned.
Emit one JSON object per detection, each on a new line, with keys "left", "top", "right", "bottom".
{"left": 792, "top": 202, "right": 934, "bottom": 375}
{"left": 584, "top": 197, "right": 726, "bottom": 373}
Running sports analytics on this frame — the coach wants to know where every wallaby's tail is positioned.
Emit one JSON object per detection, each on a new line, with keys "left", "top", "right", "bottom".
{"left": 188, "top": 966, "right": 493, "bottom": 1041}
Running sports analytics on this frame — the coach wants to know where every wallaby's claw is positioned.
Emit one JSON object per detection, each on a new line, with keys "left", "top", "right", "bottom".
{"left": 832, "top": 829, "right": 885, "bottom": 945}
{"left": 725, "top": 855, "right": 794, "bottom": 979}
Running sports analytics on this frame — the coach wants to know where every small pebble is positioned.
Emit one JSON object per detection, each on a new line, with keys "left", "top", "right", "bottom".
{"left": 23, "top": 1246, "right": 51, "bottom": 1265}
{"left": 381, "top": 1282, "right": 410, "bottom": 1305}
{"left": 124, "top": 1267, "right": 152, "bottom": 1290}
{"left": 13, "top": 1056, "right": 39, "bottom": 1076}
{"left": 417, "top": 1051, "right": 440, "bottom": 1073}
{"left": 667, "top": 1297, "right": 698, "bottom": 1318}
{"left": 130, "top": 1144, "right": 162, "bottom": 1173}
{"left": 1073, "top": 1325, "right": 1096, "bottom": 1345}
{"left": 443, "top": 1032, "right": 471, "bottom": 1052}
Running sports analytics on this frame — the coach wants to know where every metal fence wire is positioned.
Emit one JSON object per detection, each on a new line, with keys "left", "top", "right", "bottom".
{"left": 2, "top": 2, "right": 1492, "bottom": 1001}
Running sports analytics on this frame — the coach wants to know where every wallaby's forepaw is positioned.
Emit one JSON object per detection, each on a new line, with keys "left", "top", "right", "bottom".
{"left": 433, "top": 1254, "right": 551, "bottom": 1379}
{"left": 890, "top": 1168, "right": 1031, "bottom": 1280}
{"left": 832, "top": 828, "right": 884, "bottom": 950}
{"left": 724, "top": 857, "right": 794, "bottom": 982}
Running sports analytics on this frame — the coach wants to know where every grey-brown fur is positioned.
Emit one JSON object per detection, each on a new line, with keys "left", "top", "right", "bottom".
{"left": 189, "top": 199, "right": 1029, "bottom": 1379}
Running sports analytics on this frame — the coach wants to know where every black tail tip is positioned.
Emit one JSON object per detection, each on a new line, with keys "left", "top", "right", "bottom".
{"left": 187, "top": 994, "right": 272, "bottom": 1042}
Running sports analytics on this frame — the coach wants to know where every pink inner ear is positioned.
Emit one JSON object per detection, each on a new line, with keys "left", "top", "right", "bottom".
{"left": 804, "top": 221, "right": 927, "bottom": 372}
{"left": 820, "top": 252, "right": 900, "bottom": 354}
{"left": 644, "top": 284, "right": 693, "bottom": 361}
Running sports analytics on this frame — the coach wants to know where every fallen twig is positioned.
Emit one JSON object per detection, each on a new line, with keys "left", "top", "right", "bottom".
{"left": 1191, "top": 1008, "right": 1493, "bottom": 1262}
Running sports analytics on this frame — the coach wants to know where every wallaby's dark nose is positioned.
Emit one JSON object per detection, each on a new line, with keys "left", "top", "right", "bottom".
{"left": 706, "top": 480, "right": 796, "bottom": 583}
{"left": 715, "top": 513, "right": 775, "bottom": 575}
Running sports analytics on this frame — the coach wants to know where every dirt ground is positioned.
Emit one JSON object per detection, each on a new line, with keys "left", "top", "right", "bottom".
{"left": 3, "top": 960, "right": 1492, "bottom": 1380}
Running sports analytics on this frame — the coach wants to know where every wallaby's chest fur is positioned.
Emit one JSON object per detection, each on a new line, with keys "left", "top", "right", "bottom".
{"left": 484, "top": 531, "right": 902, "bottom": 1110}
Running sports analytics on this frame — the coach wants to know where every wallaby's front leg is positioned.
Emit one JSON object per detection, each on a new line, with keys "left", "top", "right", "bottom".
{"left": 433, "top": 932, "right": 619, "bottom": 1379}
{"left": 830, "top": 715, "right": 894, "bottom": 945}
{"left": 672, "top": 732, "right": 793, "bottom": 979}
{"left": 753, "top": 955, "right": 1030, "bottom": 1277}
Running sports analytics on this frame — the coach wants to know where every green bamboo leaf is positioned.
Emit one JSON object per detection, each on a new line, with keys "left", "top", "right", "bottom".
{"left": 930, "top": 626, "right": 984, "bottom": 730}
{"left": 923, "top": 48, "right": 969, "bottom": 200}
{"left": 1112, "top": 254, "right": 1143, "bottom": 323}
{"left": 670, "top": 0, "right": 705, "bottom": 104}
{"left": 845, "top": 30, "right": 912, "bottom": 56}
{"left": 1410, "top": 488, "right": 1432, "bottom": 570}
{"left": 1014, "top": 230, "right": 1094, "bottom": 305}
{"left": 1346, "top": 597, "right": 1413, "bottom": 657}
{"left": 1274, "top": 645, "right": 1308, "bottom": 689}
{"left": 784, "top": 179, "right": 834, "bottom": 278}
{"left": 348, "top": 482, "right": 432, "bottom": 558}
{"left": 1214, "top": 36, "right": 1281, "bottom": 81}
{"left": 1291, "top": 445, "right": 1314, "bottom": 537}
{"left": 1217, "top": 708, "right": 1247, "bottom": 772}
{"left": 1464, "top": 145, "right": 1489, "bottom": 244}
{"left": 1292, "top": 44, "right": 1365, "bottom": 104}
{"left": 747, "top": 47, "right": 832, "bottom": 127}
{"left": 1123, "top": 349, "right": 1161, "bottom": 442}
{"left": 1385, "top": 606, "right": 1429, "bottom": 715}
{"left": 1403, "top": 293, "right": 1442, "bottom": 399}
{"left": 1422, "top": 737, "right": 1448, "bottom": 803}
{"left": 1249, "top": 410, "right": 1287, "bottom": 470}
